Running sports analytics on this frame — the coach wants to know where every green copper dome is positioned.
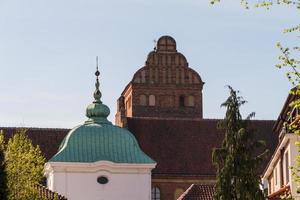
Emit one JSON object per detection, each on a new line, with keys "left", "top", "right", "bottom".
{"left": 50, "top": 65, "right": 155, "bottom": 164}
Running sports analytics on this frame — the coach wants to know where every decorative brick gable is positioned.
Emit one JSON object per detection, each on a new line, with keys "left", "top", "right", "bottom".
{"left": 115, "top": 36, "right": 204, "bottom": 126}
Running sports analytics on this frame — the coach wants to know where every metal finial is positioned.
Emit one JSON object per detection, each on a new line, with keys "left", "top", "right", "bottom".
{"left": 153, "top": 39, "right": 157, "bottom": 51}
{"left": 93, "top": 56, "right": 102, "bottom": 103}
{"left": 95, "top": 56, "right": 100, "bottom": 77}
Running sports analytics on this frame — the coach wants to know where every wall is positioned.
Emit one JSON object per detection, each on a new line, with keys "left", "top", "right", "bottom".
{"left": 115, "top": 36, "right": 204, "bottom": 126}
{"left": 263, "top": 134, "right": 300, "bottom": 198}
{"left": 289, "top": 134, "right": 300, "bottom": 198}
{"left": 45, "top": 162, "right": 154, "bottom": 200}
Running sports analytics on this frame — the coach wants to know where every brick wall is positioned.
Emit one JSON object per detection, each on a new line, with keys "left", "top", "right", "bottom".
{"left": 115, "top": 36, "right": 204, "bottom": 126}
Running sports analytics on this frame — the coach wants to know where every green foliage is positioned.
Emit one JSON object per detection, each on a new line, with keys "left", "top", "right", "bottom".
{"left": 212, "top": 86, "right": 268, "bottom": 200}
{"left": 0, "top": 131, "right": 8, "bottom": 200}
{"left": 210, "top": 0, "right": 300, "bottom": 9}
{"left": 5, "top": 129, "right": 46, "bottom": 200}
{"left": 210, "top": 0, "right": 300, "bottom": 197}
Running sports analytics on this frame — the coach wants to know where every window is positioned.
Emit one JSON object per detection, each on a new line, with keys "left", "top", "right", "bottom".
{"left": 149, "top": 95, "right": 155, "bottom": 106}
{"left": 97, "top": 176, "right": 109, "bottom": 184}
{"left": 179, "top": 95, "right": 185, "bottom": 107}
{"left": 139, "top": 95, "right": 147, "bottom": 106}
{"left": 187, "top": 95, "right": 195, "bottom": 107}
{"left": 152, "top": 187, "right": 160, "bottom": 200}
{"left": 285, "top": 151, "right": 290, "bottom": 184}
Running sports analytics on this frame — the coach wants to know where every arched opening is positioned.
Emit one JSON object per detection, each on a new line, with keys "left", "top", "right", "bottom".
{"left": 179, "top": 95, "right": 185, "bottom": 107}
{"left": 149, "top": 95, "right": 156, "bottom": 106}
{"left": 152, "top": 187, "right": 161, "bottom": 200}
{"left": 188, "top": 95, "right": 195, "bottom": 107}
{"left": 139, "top": 95, "right": 147, "bottom": 106}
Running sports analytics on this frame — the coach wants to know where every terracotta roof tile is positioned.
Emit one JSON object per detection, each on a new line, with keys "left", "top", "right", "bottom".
{"left": 177, "top": 184, "right": 214, "bottom": 200}
{"left": 0, "top": 118, "right": 277, "bottom": 177}
{"left": 0, "top": 127, "right": 68, "bottom": 160}
{"left": 127, "top": 118, "right": 277, "bottom": 175}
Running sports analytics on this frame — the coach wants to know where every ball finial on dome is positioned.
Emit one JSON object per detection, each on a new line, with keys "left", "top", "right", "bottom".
{"left": 85, "top": 57, "right": 111, "bottom": 124}
{"left": 93, "top": 56, "right": 102, "bottom": 103}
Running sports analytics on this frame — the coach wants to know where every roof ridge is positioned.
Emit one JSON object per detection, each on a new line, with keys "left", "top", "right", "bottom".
{"left": 129, "top": 117, "right": 276, "bottom": 122}
{"left": 0, "top": 127, "right": 70, "bottom": 131}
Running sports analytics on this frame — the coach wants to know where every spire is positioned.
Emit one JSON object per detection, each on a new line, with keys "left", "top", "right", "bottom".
{"left": 93, "top": 56, "right": 102, "bottom": 103}
{"left": 85, "top": 57, "right": 111, "bottom": 124}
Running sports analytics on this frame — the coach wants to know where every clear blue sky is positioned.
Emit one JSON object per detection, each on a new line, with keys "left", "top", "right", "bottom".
{"left": 0, "top": 0, "right": 298, "bottom": 128}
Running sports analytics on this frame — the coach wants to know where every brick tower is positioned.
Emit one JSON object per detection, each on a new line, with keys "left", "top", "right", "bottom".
{"left": 115, "top": 36, "right": 204, "bottom": 127}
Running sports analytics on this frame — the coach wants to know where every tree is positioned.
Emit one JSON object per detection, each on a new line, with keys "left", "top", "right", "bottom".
{"left": 5, "top": 129, "right": 46, "bottom": 200}
{"left": 212, "top": 86, "right": 268, "bottom": 200}
{"left": 0, "top": 131, "right": 7, "bottom": 200}
{"left": 210, "top": 0, "right": 300, "bottom": 192}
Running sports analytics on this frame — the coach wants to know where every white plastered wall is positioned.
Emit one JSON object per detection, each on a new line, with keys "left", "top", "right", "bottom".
{"left": 262, "top": 134, "right": 300, "bottom": 199}
{"left": 45, "top": 161, "right": 156, "bottom": 200}
{"left": 289, "top": 135, "right": 300, "bottom": 199}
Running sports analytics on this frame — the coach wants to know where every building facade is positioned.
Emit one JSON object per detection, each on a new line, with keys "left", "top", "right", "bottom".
{"left": 262, "top": 92, "right": 300, "bottom": 199}
{"left": 115, "top": 35, "right": 278, "bottom": 200}
{"left": 0, "top": 36, "right": 279, "bottom": 200}
{"left": 115, "top": 36, "right": 204, "bottom": 127}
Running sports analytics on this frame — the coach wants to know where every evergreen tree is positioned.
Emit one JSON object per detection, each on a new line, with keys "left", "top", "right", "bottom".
{"left": 212, "top": 86, "right": 268, "bottom": 200}
{"left": 5, "top": 129, "right": 45, "bottom": 200}
{"left": 210, "top": 0, "right": 300, "bottom": 195}
{"left": 0, "top": 130, "right": 7, "bottom": 200}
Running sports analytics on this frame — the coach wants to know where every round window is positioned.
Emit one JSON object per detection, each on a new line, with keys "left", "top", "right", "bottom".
{"left": 97, "top": 176, "right": 109, "bottom": 184}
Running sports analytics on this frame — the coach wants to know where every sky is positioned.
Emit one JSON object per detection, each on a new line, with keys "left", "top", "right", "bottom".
{"left": 0, "top": 0, "right": 299, "bottom": 128}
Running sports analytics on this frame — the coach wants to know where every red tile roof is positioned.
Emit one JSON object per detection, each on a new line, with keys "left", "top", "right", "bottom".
{"left": 34, "top": 184, "right": 67, "bottom": 200}
{"left": 127, "top": 118, "right": 277, "bottom": 175}
{"left": 177, "top": 184, "right": 214, "bottom": 200}
{"left": 0, "top": 127, "right": 68, "bottom": 160}
{"left": 0, "top": 118, "right": 277, "bottom": 177}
